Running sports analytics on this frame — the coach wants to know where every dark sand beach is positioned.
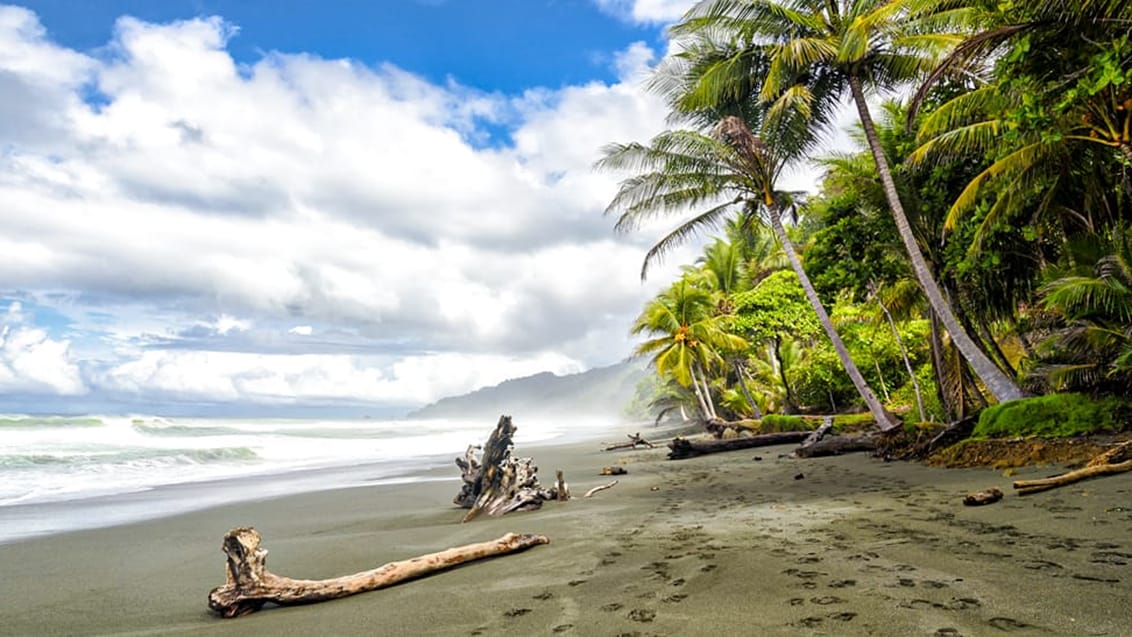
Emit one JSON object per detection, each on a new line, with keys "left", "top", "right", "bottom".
{"left": 2, "top": 428, "right": 1131, "bottom": 636}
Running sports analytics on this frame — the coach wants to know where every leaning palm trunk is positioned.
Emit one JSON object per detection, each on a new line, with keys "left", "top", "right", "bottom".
{"left": 733, "top": 359, "right": 764, "bottom": 419}
{"left": 693, "top": 361, "right": 719, "bottom": 419}
{"left": 768, "top": 204, "right": 899, "bottom": 431}
{"left": 849, "top": 78, "right": 1024, "bottom": 403}
{"left": 688, "top": 363, "right": 712, "bottom": 420}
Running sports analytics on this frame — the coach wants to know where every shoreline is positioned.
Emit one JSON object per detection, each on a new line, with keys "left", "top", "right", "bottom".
{"left": 1, "top": 426, "right": 1130, "bottom": 635}
{"left": 0, "top": 419, "right": 648, "bottom": 546}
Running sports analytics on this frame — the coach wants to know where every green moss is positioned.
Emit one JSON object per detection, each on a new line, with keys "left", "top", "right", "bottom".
{"left": 831, "top": 413, "right": 875, "bottom": 430}
{"left": 973, "top": 393, "right": 1131, "bottom": 439}
{"left": 758, "top": 415, "right": 812, "bottom": 433}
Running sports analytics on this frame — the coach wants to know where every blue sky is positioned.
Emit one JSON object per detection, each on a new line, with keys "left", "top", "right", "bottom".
{"left": 0, "top": 0, "right": 836, "bottom": 416}
{"left": 19, "top": 0, "right": 663, "bottom": 91}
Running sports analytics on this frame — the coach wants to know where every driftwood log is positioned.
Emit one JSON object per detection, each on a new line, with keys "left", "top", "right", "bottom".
{"left": 455, "top": 415, "right": 563, "bottom": 522}
{"left": 604, "top": 433, "right": 656, "bottom": 451}
{"left": 794, "top": 434, "right": 878, "bottom": 458}
{"left": 1013, "top": 441, "right": 1132, "bottom": 495}
{"left": 208, "top": 528, "right": 549, "bottom": 618}
{"left": 667, "top": 431, "right": 810, "bottom": 459}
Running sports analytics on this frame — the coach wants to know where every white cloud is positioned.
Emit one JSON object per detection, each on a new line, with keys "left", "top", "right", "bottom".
{"left": 95, "top": 349, "right": 581, "bottom": 406}
{"left": 592, "top": 0, "right": 694, "bottom": 25}
{"left": 0, "top": 9, "right": 680, "bottom": 409}
{"left": 0, "top": 303, "right": 86, "bottom": 396}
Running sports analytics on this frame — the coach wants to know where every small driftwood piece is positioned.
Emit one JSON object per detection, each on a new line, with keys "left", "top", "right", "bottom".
{"left": 555, "top": 470, "right": 570, "bottom": 501}
{"left": 456, "top": 415, "right": 562, "bottom": 522}
{"left": 1013, "top": 442, "right": 1132, "bottom": 495}
{"left": 584, "top": 480, "right": 618, "bottom": 498}
{"left": 208, "top": 528, "right": 549, "bottom": 618}
{"left": 601, "top": 466, "right": 627, "bottom": 476}
{"left": 604, "top": 432, "right": 656, "bottom": 451}
{"left": 667, "top": 430, "right": 810, "bottom": 459}
{"left": 964, "top": 487, "right": 1003, "bottom": 506}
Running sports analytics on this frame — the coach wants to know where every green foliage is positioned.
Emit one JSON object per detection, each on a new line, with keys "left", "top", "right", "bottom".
{"left": 758, "top": 414, "right": 812, "bottom": 433}
{"left": 887, "top": 363, "right": 944, "bottom": 424}
{"left": 729, "top": 270, "right": 819, "bottom": 342}
{"left": 973, "top": 393, "right": 1131, "bottom": 439}
{"left": 805, "top": 192, "right": 906, "bottom": 303}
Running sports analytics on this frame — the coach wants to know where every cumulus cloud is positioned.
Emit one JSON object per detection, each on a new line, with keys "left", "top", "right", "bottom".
{"left": 0, "top": 302, "right": 86, "bottom": 395}
{"left": 0, "top": 8, "right": 682, "bottom": 410}
{"left": 592, "top": 0, "right": 694, "bottom": 25}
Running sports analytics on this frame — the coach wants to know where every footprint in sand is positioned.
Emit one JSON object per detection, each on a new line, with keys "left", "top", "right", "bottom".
{"left": 947, "top": 597, "right": 982, "bottom": 610}
{"left": 601, "top": 602, "right": 624, "bottom": 612}
{"left": 532, "top": 591, "right": 554, "bottom": 601}
{"left": 810, "top": 596, "right": 845, "bottom": 605}
{"left": 662, "top": 593, "right": 687, "bottom": 604}
{"left": 828, "top": 579, "right": 856, "bottom": 588}
{"left": 551, "top": 624, "right": 573, "bottom": 633}
{"left": 827, "top": 612, "right": 857, "bottom": 621}
{"left": 987, "top": 617, "right": 1034, "bottom": 632}
{"left": 628, "top": 608, "right": 656, "bottom": 623}
{"left": 503, "top": 608, "right": 532, "bottom": 618}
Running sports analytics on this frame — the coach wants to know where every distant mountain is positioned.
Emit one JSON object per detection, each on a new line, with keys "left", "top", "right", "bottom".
{"left": 407, "top": 360, "right": 647, "bottom": 421}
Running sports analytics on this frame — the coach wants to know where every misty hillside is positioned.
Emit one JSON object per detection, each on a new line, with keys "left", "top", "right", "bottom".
{"left": 407, "top": 360, "right": 646, "bottom": 421}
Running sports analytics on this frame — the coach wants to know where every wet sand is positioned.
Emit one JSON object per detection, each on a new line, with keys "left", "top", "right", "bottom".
{"left": 1, "top": 431, "right": 1130, "bottom": 636}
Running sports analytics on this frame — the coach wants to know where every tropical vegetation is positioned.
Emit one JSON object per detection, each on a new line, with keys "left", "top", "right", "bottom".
{"left": 602, "top": 0, "right": 1132, "bottom": 432}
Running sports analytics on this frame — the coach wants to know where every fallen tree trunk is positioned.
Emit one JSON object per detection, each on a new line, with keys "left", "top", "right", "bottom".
{"left": 1013, "top": 442, "right": 1132, "bottom": 495}
{"left": 208, "top": 528, "right": 549, "bottom": 618}
{"left": 793, "top": 434, "right": 878, "bottom": 459}
{"left": 667, "top": 431, "right": 809, "bottom": 460}
{"left": 456, "top": 415, "right": 563, "bottom": 522}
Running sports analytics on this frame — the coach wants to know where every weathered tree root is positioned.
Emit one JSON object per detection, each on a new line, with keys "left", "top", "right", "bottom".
{"left": 456, "top": 415, "right": 563, "bottom": 522}
{"left": 208, "top": 528, "right": 550, "bottom": 618}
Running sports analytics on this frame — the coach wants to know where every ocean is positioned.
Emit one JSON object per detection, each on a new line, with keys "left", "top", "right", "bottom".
{"left": 0, "top": 413, "right": 619, "bottom": 544}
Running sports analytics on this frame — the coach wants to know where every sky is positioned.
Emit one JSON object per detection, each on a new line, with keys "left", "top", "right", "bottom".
{"left": 0, "top": 0, "right": 840, "bottom": 417}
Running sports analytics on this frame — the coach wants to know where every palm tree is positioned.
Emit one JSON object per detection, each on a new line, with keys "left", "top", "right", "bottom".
{"left": 1035, "top": 228, "right": 1132, "bottom": 393}
{"left": 666, "top": 0, "right": 1026, "bottom": 402}
{"left": 600, "top": 116, "right": 900, "bottom": 429}
{"left": 911, "top": 4, "right": 1132, "bottom": 251}
{"left": 632, "top": 277, "right": 746, "bottom": 421}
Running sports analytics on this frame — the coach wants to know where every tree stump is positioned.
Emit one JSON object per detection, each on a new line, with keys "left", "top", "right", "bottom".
{"left": 208, "top": 528, "right": 549, "bottom": 617}
{"left": 455, "top": 415, "right": 563, "bottom": 522}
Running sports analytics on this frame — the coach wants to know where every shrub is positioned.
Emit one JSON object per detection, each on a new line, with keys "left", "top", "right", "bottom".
{"left": 973, "top": 393, "right": 1131, "bottom": 439}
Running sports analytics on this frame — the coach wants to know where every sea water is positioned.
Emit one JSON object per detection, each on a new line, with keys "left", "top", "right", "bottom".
{"left": 0, "top": 413, "right": 616, "bottom": 543}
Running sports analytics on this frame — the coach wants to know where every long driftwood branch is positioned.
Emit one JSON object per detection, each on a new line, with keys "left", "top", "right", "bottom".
{"left": 1013, "top": 442, "right": 1132, "bottom": 495}
{"left": 667, "top": 431, "right": 809, "bottom": 459}
{"left": 208, "top": 528, "right": 549, "bottom": 618}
